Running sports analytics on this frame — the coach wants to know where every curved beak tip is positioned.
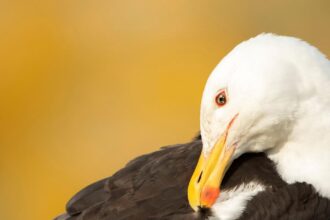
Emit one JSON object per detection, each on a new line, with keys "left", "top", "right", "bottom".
{"left": 188, "top": 113, "right": 239, "bottom": 211}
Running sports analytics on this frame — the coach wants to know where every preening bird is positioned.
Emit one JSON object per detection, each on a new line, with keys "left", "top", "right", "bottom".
{"left": 188, "top": 33, "right": 330, "bottom": 217}
{"left": 56, "top": 34, "right": 330, "bottom": 220}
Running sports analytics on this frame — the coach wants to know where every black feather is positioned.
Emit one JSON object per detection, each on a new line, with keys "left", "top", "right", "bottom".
{"left": 55, "top": 139, "right": 330, "bottom": 220}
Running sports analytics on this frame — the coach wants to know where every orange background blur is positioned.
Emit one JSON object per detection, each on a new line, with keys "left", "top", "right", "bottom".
{"left": 1, "top": 1, "right": 329, "bottom": 219}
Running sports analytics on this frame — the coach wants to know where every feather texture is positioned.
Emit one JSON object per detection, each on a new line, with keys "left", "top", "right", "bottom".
{"left": 55, "top": 138, "right": 330, "bottom": 219}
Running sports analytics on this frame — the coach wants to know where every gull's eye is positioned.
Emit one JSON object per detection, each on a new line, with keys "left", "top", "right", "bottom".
{"left": 215, "top": 90, "right": 227, "bottom": 107}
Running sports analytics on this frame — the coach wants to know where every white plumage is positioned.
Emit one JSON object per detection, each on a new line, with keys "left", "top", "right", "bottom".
{"left": 210, "top": 182, "right": 266, "bottom": 220}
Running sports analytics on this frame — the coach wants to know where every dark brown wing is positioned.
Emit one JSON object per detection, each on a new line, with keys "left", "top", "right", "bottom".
{"left": 55, "top": 139, "right": 330, "bottom": 220}
{"left": 55, "top": 140, "right": 206, "bottom": 220}
{"left": 95, "top": 141, "right": 204, "bottom": 220}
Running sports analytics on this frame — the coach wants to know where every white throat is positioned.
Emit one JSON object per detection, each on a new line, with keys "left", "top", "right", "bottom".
{"left": 267, "top": 106, "right": 330, "bottom": 198}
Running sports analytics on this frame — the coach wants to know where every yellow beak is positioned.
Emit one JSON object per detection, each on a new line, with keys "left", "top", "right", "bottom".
{"left": 188, "top": 114, "right": 238, "bottom": 211}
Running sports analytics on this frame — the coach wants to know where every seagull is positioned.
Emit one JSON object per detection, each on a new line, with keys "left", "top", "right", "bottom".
{"left": 55, "top": 34, "right": 330, "bottom": 220}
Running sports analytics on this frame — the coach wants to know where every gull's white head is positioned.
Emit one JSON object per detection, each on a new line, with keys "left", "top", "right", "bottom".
{"left": 188, "top": 33, "right": 330, "bottom": 210}
{"left": 201, "top": 33, "right": 330, "bottom": 157}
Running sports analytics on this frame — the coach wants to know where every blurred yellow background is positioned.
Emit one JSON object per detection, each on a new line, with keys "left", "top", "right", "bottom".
{"left": 0, "top": 0, "right": 329, "bottom": 219}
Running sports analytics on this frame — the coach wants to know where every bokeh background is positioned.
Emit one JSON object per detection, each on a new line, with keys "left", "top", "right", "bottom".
{"left": 1, "top": 0, "right": 329, "bottom": 219}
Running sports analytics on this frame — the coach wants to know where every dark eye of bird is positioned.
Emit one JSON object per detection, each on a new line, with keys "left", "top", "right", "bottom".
{"left": 215, "top": 91, "right": 227, "bottom": 106}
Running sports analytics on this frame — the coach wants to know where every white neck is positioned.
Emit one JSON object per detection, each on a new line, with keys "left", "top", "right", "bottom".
{"left": 267, "top": 96, "right": 330, "bottom": 198}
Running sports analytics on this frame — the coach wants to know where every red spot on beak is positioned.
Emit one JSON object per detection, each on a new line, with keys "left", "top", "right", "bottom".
{"left": 201, "top": 187, "right": 220, "bottom": 208}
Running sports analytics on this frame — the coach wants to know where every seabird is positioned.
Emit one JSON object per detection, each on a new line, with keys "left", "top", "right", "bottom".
{"left": 56, "top": 34, "right": 330, "bottom": 219}
{"left": 188, "top": 33, "right": 330, "bottom": 218}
